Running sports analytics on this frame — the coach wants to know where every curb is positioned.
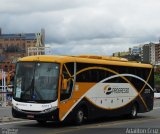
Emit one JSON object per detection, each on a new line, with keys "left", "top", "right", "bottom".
{"left": 0, "top": 117, "right": 25, "bottom": 123}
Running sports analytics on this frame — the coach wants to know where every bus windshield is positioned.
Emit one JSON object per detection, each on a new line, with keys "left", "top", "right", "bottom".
{"left": 13, "top": 62, "right": 60, "bottom": 103}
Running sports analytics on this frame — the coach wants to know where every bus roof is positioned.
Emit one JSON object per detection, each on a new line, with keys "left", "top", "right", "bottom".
{"left": 18, "top": 55, "right": 153, "bottom": 68}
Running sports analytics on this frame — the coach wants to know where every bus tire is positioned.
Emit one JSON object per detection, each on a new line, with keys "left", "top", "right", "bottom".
{"left": 36, "top": 120, "right": 47, "bottom": 125}
{"left": 74, "top": 108, "right": 84, "bottom": 125}
{"left": 129, "top": 104, "right": 138, "bottom": 118}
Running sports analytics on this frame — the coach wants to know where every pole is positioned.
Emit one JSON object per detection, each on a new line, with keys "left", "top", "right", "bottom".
{"left": 2, "top": 70, "right": 6, "bottom": 107}
{"left": 4, "top": 72, "right": 6, "bottom": 107}
{"left": 1, "top": 69, "right": 3, "bottom": 105}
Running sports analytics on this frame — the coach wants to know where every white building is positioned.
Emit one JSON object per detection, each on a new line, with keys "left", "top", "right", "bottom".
{"left": 150, "top": 43, "right": 156, "bottom": 65}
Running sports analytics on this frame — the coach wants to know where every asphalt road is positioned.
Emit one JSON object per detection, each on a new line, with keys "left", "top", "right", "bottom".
{"left": 0, "top": 100, "right": 160, "bottom": 134}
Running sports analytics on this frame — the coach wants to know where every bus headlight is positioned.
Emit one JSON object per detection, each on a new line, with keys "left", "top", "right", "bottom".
{"left": 42, "top": 106, "right": 58, "bottom": 113}
{"left": 13, "top": 105, "right": 21, "bottom": 111}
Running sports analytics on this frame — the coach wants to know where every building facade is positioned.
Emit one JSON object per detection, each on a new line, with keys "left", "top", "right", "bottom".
{"left": 113, "top": 47, "right": 141, "bottom": 62}
{"left": 155, "top": 43, "right": 160, "bottom": 65}
{"left": 141, "top": 42, "right": 160, "bottom": 65}
{"left": 150, "top": 43, "right": 156, "bottom": 65}
{"left": 113, "top": 41, "right": 160, "bottom": 65}
{"left": 131, "top": 46, "right": 142, "bottom": 56}
{"left": 141, "top": 44, "right": 150, "bottom": 64}
{"left": 0, "top": 28, "right": 45, "bottom": 63}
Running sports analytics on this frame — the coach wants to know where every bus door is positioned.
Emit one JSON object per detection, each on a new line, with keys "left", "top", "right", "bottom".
{"left": 59, "top": 63, "right": 76, "bottom": 121}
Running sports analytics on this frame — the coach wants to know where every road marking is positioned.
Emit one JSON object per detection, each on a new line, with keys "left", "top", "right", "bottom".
{"left": 0, "top": 120, "right": 35, "bottom": 126}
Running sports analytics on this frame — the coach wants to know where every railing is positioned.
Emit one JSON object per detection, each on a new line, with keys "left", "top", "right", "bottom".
{"left": 0, "top": 70, "right": 13, "bottom": 107}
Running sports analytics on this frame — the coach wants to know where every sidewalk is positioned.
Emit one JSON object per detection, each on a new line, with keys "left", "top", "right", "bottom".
{"left": 0, "top": 106, "right": 24, "bottom": 122}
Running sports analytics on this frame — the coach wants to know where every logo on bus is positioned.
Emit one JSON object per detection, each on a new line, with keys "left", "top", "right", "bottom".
{"left": 104, "top": 85, "right": 112, "bottom": 95}
{"left": 104, "top": 85, "right": 129, "bottom": 95}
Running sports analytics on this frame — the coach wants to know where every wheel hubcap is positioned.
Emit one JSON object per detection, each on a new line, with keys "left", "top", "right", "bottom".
{"left": 78, "top": 110, "right": 84, "bottom": 122}
{"left": 132, "top": 106, "right": 136, "bottom": 116}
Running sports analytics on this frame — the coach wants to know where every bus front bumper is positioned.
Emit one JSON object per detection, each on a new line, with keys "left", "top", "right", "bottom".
{"left": 12, "top": 107, "right": 59, "bottom": 121}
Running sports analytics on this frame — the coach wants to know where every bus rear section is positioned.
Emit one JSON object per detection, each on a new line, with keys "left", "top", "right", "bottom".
{"left": 58, "top": 62, "right": 154, "bottom": 124}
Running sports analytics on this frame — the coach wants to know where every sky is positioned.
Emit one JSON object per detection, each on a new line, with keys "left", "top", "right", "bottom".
{"left": 1, "top": 0, "right": 160, "bottom": 56}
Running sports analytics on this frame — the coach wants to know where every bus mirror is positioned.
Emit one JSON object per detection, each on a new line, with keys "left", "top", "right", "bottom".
{"left": 62, "top": 79, "right": 68, "bottom": 90}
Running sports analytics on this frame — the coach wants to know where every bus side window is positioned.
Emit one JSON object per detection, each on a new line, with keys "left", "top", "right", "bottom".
{"left": 60, "top": 66, "right": 73, "bottom": 101}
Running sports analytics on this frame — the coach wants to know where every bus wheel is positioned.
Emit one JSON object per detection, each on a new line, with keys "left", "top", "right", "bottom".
{"left": 37, "top": 120, "right": 47, "bottom": 125}
{"left": 74, "top": 108, "right": 84, "bottom": 125}
{"left": 129, "top": 104, "right": 138, "bottom": 118}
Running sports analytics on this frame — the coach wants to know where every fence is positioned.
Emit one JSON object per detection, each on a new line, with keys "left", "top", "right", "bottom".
{"left": 0, "top": 69, "right": 13, "bottom": 107}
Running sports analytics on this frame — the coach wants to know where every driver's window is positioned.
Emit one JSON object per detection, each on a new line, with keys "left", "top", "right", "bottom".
{"left": 60, "top": 65, "right": 73, "bottom": 101}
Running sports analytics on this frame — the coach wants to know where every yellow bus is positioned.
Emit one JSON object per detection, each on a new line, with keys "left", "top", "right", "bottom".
{"left": 12, "top": 55, "right": 154, "bottom": 124}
